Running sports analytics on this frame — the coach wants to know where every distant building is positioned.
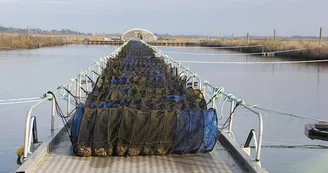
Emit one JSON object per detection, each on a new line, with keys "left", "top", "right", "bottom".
{"left": 121, "top": 28, "right": 157, "bottom": 42}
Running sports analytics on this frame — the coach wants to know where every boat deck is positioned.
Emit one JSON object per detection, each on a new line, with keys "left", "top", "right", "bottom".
{"left": 31, "top": 132, "right": 245, "bottom": 173}
{"left": 15, "top": 40, "right": 267, "bottom": 173}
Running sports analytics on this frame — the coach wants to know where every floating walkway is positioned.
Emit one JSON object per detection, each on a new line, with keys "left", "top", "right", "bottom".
{"left": 15, "top": 40, "right": 268, "bottom": 173}
{"left": 83, "top": 40, "right": 199, "bottom": 47}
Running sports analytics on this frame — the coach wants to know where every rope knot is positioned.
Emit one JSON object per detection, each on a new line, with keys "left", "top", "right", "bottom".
{"left": 236, "top": 100, "right": 244, "bottom": 106}
{"left": 57, "top": 85, "right": 64, "bottom": 90}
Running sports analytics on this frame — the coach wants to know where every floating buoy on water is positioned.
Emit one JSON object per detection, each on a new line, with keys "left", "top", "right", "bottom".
{"left": 16, "top": 146, "right": 24, "bottom": 158}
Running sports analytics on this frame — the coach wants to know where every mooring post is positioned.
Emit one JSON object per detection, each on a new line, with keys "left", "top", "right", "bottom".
{"left": 76, "top": 31, "right": 78, "bottom": 42}
{"left": 66, "top": 30, "right": 68, "bottom": 41}
{"left": 262, "top": 46, "right": 264, "bottom": 57}
{"left": 274, "top": 29, "right": 276, "bottom": 45}
{"left": 247, "top": 33, "right": 250, "bottom": 44}
{"left": 319, "top": 27, "right": 323, "bottom": 47}
{"left": 27, "top": 26, "right": 30, "bottom": 41}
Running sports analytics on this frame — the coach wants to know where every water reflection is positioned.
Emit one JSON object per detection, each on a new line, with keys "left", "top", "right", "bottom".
{"left": 0, "top": 45, "right": 327, "bottom": 173}
{"left": 161, "top": 47, "right": 328, "bottom": 173}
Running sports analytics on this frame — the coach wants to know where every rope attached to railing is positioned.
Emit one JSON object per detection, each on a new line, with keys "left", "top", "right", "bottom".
{"left": 155, "top": 44, "right": 263, "bottom": 49}
{"left": 248, "top": 105, "right": 328, "bottom": 123}
{"left": 47, "top": 91, "right": 74, "bottom": 136}
{"left": 178, "top": 59, "right": 328, "bottom": 64}
{"left": 164, "top": 47, "right": 312, "bottom": 56}
{"left": 0, "top": 97, "right": 42, "bottom": 105}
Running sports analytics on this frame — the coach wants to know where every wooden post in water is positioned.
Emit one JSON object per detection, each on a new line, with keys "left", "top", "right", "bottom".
{"left": 274, "top": 29, "right": 276, "bottom": 45}
{"left": 319, "top": 27, "right": 323, "bottom": 47}
{"left": 76, "top": 31, "right": 78, "bottom": 42}
{"left": 247, "top": 33, "right": 250, "bottom": 44}
{"left": 27, "top": 26, "right": 30, "bottom": 41}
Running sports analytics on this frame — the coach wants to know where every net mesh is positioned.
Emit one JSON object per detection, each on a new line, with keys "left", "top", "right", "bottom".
{"left": 70, "top": 40, "right": 219, "bottom": 157}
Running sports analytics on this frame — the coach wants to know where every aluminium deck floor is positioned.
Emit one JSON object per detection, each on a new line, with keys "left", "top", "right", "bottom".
{"left": 33, "top": 133, "right": 246, "bottom": 173}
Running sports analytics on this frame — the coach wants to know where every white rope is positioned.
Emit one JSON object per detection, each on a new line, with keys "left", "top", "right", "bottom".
{"left": 165, "top": 51, "right": 262, "bottom": 56}
{"left": 249, "top": 105, "right": 328, "bottom": 123}
{"left": 0, "top": 96, "right": 46, "bottom": 105}
{"left": 164, "top": 47, "right": 311, "bottom": 56}
{"left": 155, "top": 44, "right": 263, "bottom": 49}
{"left": 0, "top": 100, "right": 41, "bottom": 105}
{"left": 178, "top": 59, "right": 328, "bottom": 64}
{"left": 0, "top": 97, "right": 41, "bottom": 102}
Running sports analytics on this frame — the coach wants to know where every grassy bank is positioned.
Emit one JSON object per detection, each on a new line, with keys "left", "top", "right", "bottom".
{"left": 0, "top": 33, "right": 80, "bottom": 50}
{"left": 201, "top": 39, "right": 328, "bottom": 60}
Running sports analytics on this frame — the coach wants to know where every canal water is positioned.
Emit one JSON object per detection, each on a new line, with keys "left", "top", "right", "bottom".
{"left": 0, "top": 44, "right": 327, "bottom": 173}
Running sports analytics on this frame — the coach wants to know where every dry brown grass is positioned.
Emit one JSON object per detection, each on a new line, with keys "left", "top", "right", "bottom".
{"left": 0, "top": 33, "right": 81, "bottom": 50}
{"left": 202, "top": 38, "right": 328, "bottom": 60}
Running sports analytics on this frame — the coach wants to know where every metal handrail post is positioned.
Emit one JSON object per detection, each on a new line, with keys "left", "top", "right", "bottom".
{"left": 252, "top": 130, "right": 258, "bottom": 152}
{"left": 228, "top": 100, "right": 235, "bottom": 133}
{"left": 97, "top": 62, "right": 101, "bottom": 75}
{"left": 23, "top": 96, "right": 52, "bottom": 159}
{"left": 85, "top": 72, "right": 88, "bottom": 92}
{"left": 51, "top": 97, "right": 55, "bottom": 131}
{"left": 211, "top": 88, "right": 216, "bottom": 108}
{"left": 92, "top": 66, "right": 95, "bottom": 82}
{"left": 75, "top": 79, "right": 79, "bottom": 101}
{"left": 67, "top": 83, "right": 71, "bottom": 115}
{"left": 202, "top": 81, "right": 208, "bottom": 96}
{"left": 178, "top": 63, "right": 181, "bottom": 75}
{"left": 202, "top": 84, "right": 206, "bottom": 96}
{"left": 79, "top": 74, "right": 82, "bottom": 98}
{"left": 27, "top": 116, "right": 36, "bottom": 154}
{"left": 240, "top": 103, "right": 263, "bottom": 162}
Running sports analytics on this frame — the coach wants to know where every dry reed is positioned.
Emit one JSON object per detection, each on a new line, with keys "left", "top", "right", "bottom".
{"left": 0, "top": 33, "right": 78, "bottom": 50}
{"left": 202, "top": 38, "right": 328, "bottom": 60}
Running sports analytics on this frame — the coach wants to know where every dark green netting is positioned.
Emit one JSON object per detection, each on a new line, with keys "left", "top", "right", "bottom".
{"left": 70, "top": 40, "right": 218, "bottom": 157}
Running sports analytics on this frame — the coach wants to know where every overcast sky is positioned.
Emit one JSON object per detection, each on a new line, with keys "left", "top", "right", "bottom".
{"left": 0, "top": 0, "right": 326, "bottom": 36}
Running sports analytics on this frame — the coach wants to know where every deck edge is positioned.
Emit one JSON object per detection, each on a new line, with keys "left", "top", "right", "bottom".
{"left": 14, "top": 125, "right": 67, "bottom": 173}
{"left": 14, "top": 126, "right": 269, "bottom": 173}
{"left": 218, "top": 132, "right": 269, "bottom": 173}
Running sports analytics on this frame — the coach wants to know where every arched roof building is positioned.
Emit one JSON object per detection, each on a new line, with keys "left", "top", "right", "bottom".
{"left": 121, "top": 28, "right": 157, "bottom": 42}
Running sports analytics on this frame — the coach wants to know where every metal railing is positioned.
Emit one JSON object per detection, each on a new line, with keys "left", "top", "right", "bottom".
{"left": 22, "top": 40, "right": 263, "bottom": 164}
{"left": 145, "top": 41, "right": 264, "bottom": 163}
{"left": 26, "top": 116, "right": 38, "bottom": 155}
{"left": 22, "top": 42, "right": 128, "bottom": 159}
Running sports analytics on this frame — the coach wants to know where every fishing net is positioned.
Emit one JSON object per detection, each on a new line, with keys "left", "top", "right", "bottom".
{"left": 70, "top": 40, "right": 218, "bottom": 157}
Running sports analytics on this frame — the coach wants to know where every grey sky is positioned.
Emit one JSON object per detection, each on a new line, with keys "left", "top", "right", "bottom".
{"left": 0, "top": 0, "right": 326, "bottom": 36}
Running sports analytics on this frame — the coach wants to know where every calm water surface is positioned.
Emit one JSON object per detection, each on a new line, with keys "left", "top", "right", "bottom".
{"left": 0, "top": 45, "right": 327, "bottom": 173}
